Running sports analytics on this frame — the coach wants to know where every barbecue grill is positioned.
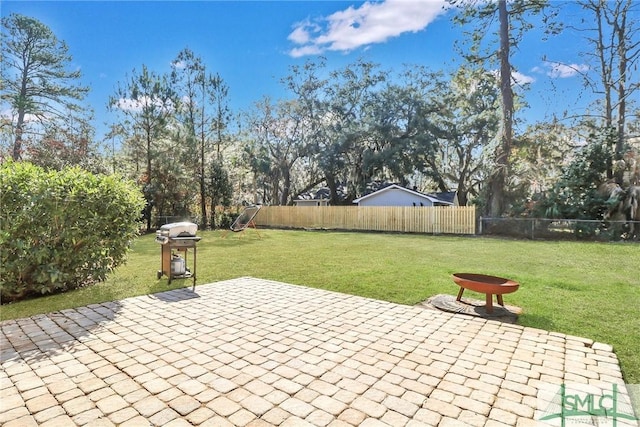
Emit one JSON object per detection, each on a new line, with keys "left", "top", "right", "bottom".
{"left": 155, "top": 222, "right": 201, "bottom": 290}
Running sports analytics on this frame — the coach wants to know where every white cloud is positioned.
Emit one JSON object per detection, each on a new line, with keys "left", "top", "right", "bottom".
{"left": 172, "top": 60, "right": 187, "bottom": 70}
{"left": 512, "top": 71, "right": 535, "bottom": 85}
{"left": 490, "top": 70, "right": 535, "bottom": 86}
{"left": 289, "top": 45, "right": 326, "bottom": 59}
{"left": 0, "top": 108, "right": 13, "bottom": 120}
{"left": 0, "top": 107, "right": 40, "bottom": 124}
{"left": 116, "top": 98, "right": 144, "bottom": 112}
{"left": 288, "top": 22, "right": 315, "bottom": 45}
{"left": 115, "top": 96, "right": 175, "bottom": 113}
{"left": 288, "top": 0, "right": 449, "bottom": 57}
{"left": 534, "top": 61, "right": 589, "bottom": 78}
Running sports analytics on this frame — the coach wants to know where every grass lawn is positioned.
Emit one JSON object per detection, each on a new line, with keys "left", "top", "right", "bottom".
{"left": 2, "top": 229, "right": 639, "bottom": 383}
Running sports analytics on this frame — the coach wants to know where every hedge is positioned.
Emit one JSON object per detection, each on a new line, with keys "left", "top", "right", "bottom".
{"left": 0, "top": 161, "right": 145, "bottom": 303}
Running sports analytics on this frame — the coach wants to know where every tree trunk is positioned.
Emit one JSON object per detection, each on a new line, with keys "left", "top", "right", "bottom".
{"left": 13, "top": 114, "right": 25, "bottom": 160}
{"left": 209, "top": 198, "right": 217, "bottom": 230}
{"left": 457, "top": 186, "right": 468, "bottom": 206}
{"left": 146, "top": 131, "right": 152, "bottom": 231}
{"left": 326, "top": 174, "right": 339, "bottom": 205}
{"left": 614, "top": 5, "right": 627, "bottom": 184}
{"left": 199, "top": 76, "right": 208, "bottom": 229}
{"left": 12, "top": 71, "right": 30, "bottom": 160}
{"left": 593, "top": 1, "right": 614, "bottom": 179}
{"left": 487, "top": 0, "right": 512, "bottom": 217}
{"left": 280, "top": 167, "right": 291, "bottom": 206}
{"left": 199, "top": 128, "right": 207, "bottom": 229}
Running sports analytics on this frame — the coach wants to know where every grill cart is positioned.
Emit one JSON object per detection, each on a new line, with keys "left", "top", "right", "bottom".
{"left": 155, "top": 222, "right": 201, "bottom": 290}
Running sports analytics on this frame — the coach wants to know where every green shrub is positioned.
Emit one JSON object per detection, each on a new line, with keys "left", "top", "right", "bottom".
{"left": 215, "top": 208, "right": 241, "bottom": 229}
{"left": 0, "top": 161, "right": 145, "bottom": 303}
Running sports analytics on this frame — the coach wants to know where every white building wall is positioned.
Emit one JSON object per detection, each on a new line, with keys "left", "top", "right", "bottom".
{"left": 358, "top": 190, "right": 434, "bottom": 207}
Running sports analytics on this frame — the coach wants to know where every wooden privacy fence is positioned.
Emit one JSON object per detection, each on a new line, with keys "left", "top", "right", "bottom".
{"left": 254, "top": 206, "right": 476, "bottom": 235}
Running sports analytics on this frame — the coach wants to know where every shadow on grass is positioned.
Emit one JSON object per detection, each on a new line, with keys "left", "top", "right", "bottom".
{"left": 543, "top": 281, "right": 583, "bottom": 292}
{"left": 214, "top": 228, "right": 266, "bottom": 244}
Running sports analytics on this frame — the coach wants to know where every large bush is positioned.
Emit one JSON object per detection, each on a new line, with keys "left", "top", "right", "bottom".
{"left": 534, "top": 132, "right": 612, "bottom": 220}
{"left": 1, "top": 161, "right": 145, "bottom": 303}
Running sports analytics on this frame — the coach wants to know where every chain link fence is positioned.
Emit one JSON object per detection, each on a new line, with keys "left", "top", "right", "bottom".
{"left": 154, "top": 209, "right": 241, "bottom": 230}
{"left": 479, "top": 217, "right": 639, "bottom": 242}
{"left": 153, "top": 213, "right": 638, "bottom": 242}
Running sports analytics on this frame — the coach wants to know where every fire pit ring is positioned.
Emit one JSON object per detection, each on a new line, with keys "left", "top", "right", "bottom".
{"left": 452, "top": 273, "right": 519, "bottom": 314}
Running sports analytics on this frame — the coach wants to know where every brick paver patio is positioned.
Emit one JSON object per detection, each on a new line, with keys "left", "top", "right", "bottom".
{"left": 0, "top": 277, "right": 636, "bottom": 426}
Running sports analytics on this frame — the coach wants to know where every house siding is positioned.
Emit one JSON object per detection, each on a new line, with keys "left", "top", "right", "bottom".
{"left": 357, "top": 190, "right": 435, "bottom": 207}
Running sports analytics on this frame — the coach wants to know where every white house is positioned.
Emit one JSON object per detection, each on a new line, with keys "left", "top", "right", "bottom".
{"left": 428, "top": 191, "right": 459, "bottom": 206}
{"left": 352, "top": 184, "right": 453, "bottom": 207}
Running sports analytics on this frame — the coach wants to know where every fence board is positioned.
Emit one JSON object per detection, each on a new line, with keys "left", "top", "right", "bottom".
{"left": 255, "top": 206, "right": 476, "bottom": 235}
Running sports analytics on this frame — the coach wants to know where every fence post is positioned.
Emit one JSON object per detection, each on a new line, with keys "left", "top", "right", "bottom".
{"left": 531, "top": 219, "right": 535, "bottom": 240}
{"left": 479, "top": 216, "right": 483, "bottom": 235}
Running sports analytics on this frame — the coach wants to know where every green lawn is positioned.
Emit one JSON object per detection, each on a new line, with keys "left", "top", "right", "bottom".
{"left": 2, "top": 229, "right": 639, "bottom": 383}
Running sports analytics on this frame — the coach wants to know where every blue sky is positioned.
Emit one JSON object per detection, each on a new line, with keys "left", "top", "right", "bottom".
{"left": 3, "top": 0, "right": 630, "bottom": 142}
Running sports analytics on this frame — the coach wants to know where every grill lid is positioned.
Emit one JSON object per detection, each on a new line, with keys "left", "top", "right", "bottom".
{"left": 158, "top": 221, "right": 198, "bottom": 237}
